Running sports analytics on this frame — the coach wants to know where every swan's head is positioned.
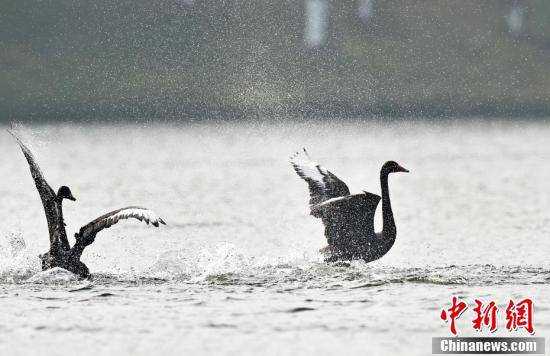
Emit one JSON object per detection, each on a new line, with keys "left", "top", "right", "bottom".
{"left": 383, "top": 161, "right": 409, "bottom": 174}
{"left": 57, "top": 186, "right": 76, "bottom": 201}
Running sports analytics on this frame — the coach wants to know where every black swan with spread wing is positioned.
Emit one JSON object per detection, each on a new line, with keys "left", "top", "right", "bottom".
{"left": 290, "top": 148, "right": 408, "bottom": 262}
{"left": 9, "top": 129, "right": 166, "bottom": 278}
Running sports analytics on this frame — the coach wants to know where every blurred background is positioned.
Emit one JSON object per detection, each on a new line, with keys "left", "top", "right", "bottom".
{"left": 1, "top": 0, "right": 550, "bottom": 121}
{"left": 3, "top": 4, "right": 550, "bottom": 355}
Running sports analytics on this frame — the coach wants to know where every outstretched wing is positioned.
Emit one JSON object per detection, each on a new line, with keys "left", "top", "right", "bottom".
{"left": 78, "top": 207, "right": 166, "bottom": 240}
{"left": 8, "top": 129, "right": 65, "bottom": 249}
{"left": 290, "top": 148, "right": 351, "bottom": 214}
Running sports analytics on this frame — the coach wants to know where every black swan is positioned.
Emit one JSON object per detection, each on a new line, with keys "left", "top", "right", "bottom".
{"left": 290, "top": 148, "right": 408, "bottom": 262}
{"left": 9, "top": 129, "right": 166, "bottom": 278}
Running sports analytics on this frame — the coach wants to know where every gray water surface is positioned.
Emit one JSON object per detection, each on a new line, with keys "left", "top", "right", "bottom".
{"left": 0, "top": 121, "right": 549, "bottom": 355}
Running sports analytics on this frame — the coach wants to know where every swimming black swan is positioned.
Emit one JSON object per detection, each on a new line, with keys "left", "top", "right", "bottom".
{"left": 9, "top": 129, "right": 166, "bottom": 278}
{"left": 290, "top": 148, "right": 408, "bottom": 262}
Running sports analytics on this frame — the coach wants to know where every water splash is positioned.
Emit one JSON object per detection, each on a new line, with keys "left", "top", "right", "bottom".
{"left": 1, "top": 238, "right": 549, "bottom": 287}
{"left": 143, "top": 243, "right": 550, "bottom": 288}
{"left": 25, "top": 267, "right": 80, "bottom": 284}
{"left": 0, "top": 233, "right": 41, "bottom": 282}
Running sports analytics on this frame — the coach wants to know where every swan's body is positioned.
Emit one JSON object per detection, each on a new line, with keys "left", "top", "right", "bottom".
{"left": 9, "top": 129, "right": 165, "bottom": 278}
{"left": 290, "top": 149, "right": 408, "bottom": 262}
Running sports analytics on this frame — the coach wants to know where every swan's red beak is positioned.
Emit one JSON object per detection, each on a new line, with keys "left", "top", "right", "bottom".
{"left": 395, "top": 164, "right": 409, "bottom": 173}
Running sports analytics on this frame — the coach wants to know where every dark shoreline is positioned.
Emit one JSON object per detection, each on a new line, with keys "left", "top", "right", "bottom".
{"left": 4, "top": 98, "right": 550, "bottom": 123}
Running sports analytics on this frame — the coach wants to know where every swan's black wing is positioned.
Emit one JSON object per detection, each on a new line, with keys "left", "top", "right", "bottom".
{"left": 77, "top": 207, "right": 166, "bottom": 240}
{"left": 311, "top": 192, "right": 381, "bottom": 246}
{"left": 8, "top": 129, "right": 68, "bottom": 250}
{"left": 290, "top": 148, "right": 351, "bottom": 216}
{"left": 71, "top": 207, "right": 166, "bottom": 259}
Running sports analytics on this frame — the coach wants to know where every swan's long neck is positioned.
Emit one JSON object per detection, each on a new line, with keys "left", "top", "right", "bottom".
{"left": 380, "top": 170, "right": 396, "bottom": 240}
{"left": 54, "top": 197, "right": 70, "bottom": 252}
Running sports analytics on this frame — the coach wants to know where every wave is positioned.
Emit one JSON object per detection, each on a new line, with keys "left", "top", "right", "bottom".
{"left": 1, "top": 237, "right": 549, "bottom": 287}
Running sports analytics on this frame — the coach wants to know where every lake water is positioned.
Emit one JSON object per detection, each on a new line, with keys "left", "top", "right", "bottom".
{"left": 0, "top": 120, "right": 549, "bottom": 355}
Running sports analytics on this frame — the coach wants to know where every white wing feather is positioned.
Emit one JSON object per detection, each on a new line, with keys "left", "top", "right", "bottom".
{"left": 289, "top": 148, "right": 326, "bottom": 190}
{"left": 78, "top": 207, "right": 166, "bottom": 239}
{"left": 290, "top": 148, "right": 351, "bottom": 209}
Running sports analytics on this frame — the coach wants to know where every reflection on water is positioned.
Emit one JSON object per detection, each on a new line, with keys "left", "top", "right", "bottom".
{"left": 0, "top": 121, "right": 549, "bottom": 355}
